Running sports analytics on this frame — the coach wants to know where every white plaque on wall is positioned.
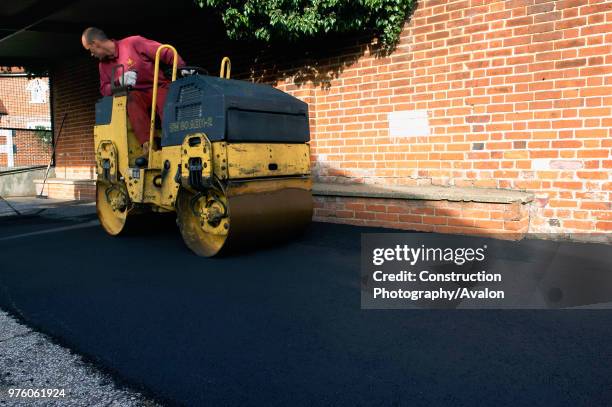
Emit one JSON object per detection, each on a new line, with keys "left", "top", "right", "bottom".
{"left": 388, "top": 110, "right": 430, "bottom": 138}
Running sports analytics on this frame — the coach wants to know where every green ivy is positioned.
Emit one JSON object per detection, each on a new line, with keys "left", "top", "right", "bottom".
{"left": 34, "top": 126, "right": 52, "bottom": 145}
{"left": 196, "top": 0, "right": 415, "bottom": 49}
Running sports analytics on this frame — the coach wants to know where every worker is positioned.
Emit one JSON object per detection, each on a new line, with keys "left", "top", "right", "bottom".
{"left": 81, "top": 27, "right": 186, "bottom": 166}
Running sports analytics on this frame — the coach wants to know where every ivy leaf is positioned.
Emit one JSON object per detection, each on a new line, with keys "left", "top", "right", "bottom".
{"left": 199, "top": 0, "right": 414, "bottom": 49}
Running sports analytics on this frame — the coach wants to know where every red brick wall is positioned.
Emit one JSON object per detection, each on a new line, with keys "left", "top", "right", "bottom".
{"left": 52, "top": 0, "right": 611, "bottom": 234}
{"left": 313, "top": 196, "right": 530, "bottom": 240}
{"left": 51, "top": 57, "right": 99, "bottom": 180}
{"left": 275, "top": 0, "right": 611, "bottom": 234}
{"left": 11, "top": 130, "right": 51, "bottom": 167}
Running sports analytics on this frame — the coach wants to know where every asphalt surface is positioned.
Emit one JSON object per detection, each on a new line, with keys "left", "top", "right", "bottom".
{"left": 1, "top": 209, "right": 612, "bottom": 406}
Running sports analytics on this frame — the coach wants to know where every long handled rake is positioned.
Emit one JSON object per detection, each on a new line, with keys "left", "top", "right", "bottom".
{"left": 38, "top": 112, "right": 68, "bottom": 198}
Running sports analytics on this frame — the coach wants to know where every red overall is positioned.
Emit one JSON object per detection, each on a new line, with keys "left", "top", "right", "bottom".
{"left": 125, "top": 85, "right": 169, "bottom": 145}
{"left": 98, "top": 36, "right": 185, "bottom": 144}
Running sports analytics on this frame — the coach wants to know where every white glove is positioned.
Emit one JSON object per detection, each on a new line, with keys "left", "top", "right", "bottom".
{"left": 119, "top": 70, "right": 137, "bottom": 87}
{"left": 181, "top": 68, "right": 196, "bottom": 76}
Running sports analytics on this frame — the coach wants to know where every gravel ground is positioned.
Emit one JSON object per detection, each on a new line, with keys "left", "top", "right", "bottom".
{"left": 0, "top": 310, "right": 160, "bottom": 407}
{"left": 0, "top": 198, "right": 159, "bottom": 406}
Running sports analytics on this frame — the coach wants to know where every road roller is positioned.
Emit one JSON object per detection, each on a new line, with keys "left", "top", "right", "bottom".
{"left": 93, "top": 46, "right": 312, "bottom": 256}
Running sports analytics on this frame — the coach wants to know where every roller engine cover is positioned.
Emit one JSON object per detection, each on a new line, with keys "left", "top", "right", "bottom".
{"left": 162, "top": 75, "right": 310, "bottom": 146}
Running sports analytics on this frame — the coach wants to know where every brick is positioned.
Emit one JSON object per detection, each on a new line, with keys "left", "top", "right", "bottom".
{"left": 398, "top": 214, "right": 423, "bottom": 223}
{"left": 345, "top": 203, "right": 366, "bottom": 211}
{"left": 472, "top": 219, "right": 504, "bottom": 230}
{"left": 507, "top": 16, "right": 533, "bottom": 27}
{"left": 577, "top": 172, "right": 609, "bottom": 180}
{"left": 580, "top": 108, "right": 611, "bottom": 117}
{"left": 580, "top": 87, "right": 612, "bottom": 97}
{"left": 534, "top": 91, "right": 562, "bottom": 100}
{"left": 375, "top": 213, "right": 399, "bottom": 222}
{"left": 549, "top": 200, "right": 578, "bottom": 208}
{"left": 593, "top": 211, "right": 612, "bottom": 221}
{"left": 527, "top": 3, "right": 555, "bottom": 15}
{"left": 474, "top": 161, "right": 500, "bottom": 169}
{"left": 410, "top": 206, "right": 435, "bottom": 216}
{"left": 355, "top": 211, "right": 376, "bottom": 220}
{"left": 563, "top": 220, "right": 594, "bottom": 230}
{"left": 466, "top": 115, "right": 491, "bottom": 123}
{"left": 553, "top": 182, "right": 583, "bottom": 190}
{"left": 366, "top": 204, "right": 386, "bottom": 212}
{"left": 423, "top": 216, "right": 447, "bottom": 225}
{"left": 580, "top": 202, "right": 611, "bottom": 211}
{"left": 577, "top": 150, "right": 609, "bottom": 159}
{"left": 435, "top": 208, "right": 462, "bottom": 217}
{"left": 575, "top": 129, "right": 608, "bottom": 138}
{"left": 552, "top": 140, "right": 582, "bottom": 148}
{"left": 504, "top": 219, "right": 530, "bottom": 231}
{"left": 596, "top": 222, "right": 612, "bottom": 231}
{"left": 462, "top": 209, "right": 489, "bottom": 219}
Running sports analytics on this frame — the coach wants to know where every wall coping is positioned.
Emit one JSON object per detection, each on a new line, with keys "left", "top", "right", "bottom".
{"left": 313, "top": 182, "right": 534, "bottom": 204}
{"left": 31, "top": 179, "right": 534, "bottom": 204}
{"left": 33, "top": 178, "right": 95, "bottom": 186}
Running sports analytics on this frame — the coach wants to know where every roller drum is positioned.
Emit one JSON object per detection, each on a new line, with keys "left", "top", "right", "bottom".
{"left": 177, "top": 178, "right": 312, "bottom": 256}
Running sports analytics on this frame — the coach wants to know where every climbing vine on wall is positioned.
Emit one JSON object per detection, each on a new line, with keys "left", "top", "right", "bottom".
{"left": 195, "top": 0, "right": 415, "bottom": 49}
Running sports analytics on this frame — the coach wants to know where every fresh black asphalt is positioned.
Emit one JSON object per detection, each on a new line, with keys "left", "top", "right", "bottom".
{"left": 1, "top": 213, "right": 612, "bottom": 406}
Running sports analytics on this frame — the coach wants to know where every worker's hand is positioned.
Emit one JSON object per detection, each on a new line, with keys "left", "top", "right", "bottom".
{"left": 119, "top": 70, "right": 137, "bottom": 87}
{"left": 180, "top": 68, "right": 196, "bottom": 77}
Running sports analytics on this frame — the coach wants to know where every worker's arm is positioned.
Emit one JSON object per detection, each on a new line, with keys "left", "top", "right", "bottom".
{"left": 134, "top": 36, "right": 186, "bottom": 68}
{"left": 99, "top": 65, "right": 112, "bottom": 97}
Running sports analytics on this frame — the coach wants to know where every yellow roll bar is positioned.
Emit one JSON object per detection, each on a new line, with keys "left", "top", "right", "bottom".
{"left": 220, "top": 57, "right": 231, "bottom": 79}
{"left": 149, "top": 44, "right": 179, "bottom": 161}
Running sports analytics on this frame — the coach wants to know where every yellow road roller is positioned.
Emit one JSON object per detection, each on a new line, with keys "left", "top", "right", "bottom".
{"left": 93, "top": 46, "right": 312, "bottom": 256}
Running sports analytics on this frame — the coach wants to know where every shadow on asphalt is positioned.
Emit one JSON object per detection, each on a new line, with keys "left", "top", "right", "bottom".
{"left": 0, "top": 219, "right": 611, "bottom": 406}
{"left": 0, "top": 213, "right": 99, "bottom": 239}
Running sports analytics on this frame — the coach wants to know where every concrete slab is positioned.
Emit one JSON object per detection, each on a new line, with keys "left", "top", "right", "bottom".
{"left": 32, "top": 178, "right": 96, "bottom": 200}
{"left": 313, "top": 182, "right": 534, "bottom": 203}
{"left": 0, "top": 168, "right": 52, "bottom": 197}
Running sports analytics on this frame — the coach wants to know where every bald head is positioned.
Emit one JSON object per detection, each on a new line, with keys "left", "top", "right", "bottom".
{"left": 82, "top": 27, "right": 107, "bottom": 44}
{"left": 81, "top": 27, "right": 114, "bottom": 60}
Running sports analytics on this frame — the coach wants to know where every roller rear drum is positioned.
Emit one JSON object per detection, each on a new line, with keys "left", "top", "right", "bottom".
{"left": 176, "top": 178, "right": 312, "bottom": 256}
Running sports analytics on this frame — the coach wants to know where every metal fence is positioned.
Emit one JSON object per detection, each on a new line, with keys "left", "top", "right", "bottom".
{"left": 0, "top": 128, "right": 52, "bottom": 172}
{"left": 0, "top": 74, "right": 52, "bottom": 173}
